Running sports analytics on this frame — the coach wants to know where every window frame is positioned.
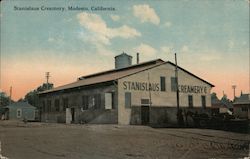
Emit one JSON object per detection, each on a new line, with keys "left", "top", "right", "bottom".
{"left": 160, "top": 76, "right": 166, "bottom": 92}
{"left": 188, "top": 95, "right": 193, "bottom": 108}
{"left": 63, "top": 98, "right": 68, "bottom": 111}
{"left": 55, "top": 99, "right": 60, "bottom": 112}
{"left": 125, "top": 92, "right": 132, "bottom": 108}
{"left": 171, "top": 77, "right": 177, "bottom": 92}
{"left": 201, "top": 95, "right": 206, "bottom": 109}
{"left": 17, "top": 109, "right": 22, "bottom": 118}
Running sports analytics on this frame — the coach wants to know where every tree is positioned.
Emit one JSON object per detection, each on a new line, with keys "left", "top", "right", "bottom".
{"left": 221, "top": 94, "right": 229, "bottom": 101}
{"left": 211, "top": 92, "right": 219, "bottom": 100}
{"left": 0, "top": 92, "right": 13, "bottom": 107}
{"left": 24, "top": 83, "right": 53, "bottom": 108}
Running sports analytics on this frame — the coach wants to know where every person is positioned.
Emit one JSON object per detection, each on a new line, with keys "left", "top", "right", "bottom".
{"left": 177, "top": 109, "right": 184, "bottom": 127}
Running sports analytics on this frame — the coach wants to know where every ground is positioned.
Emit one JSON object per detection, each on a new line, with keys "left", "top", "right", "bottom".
{"left": 0, "top": 121, "right": 249, "bottom": 159}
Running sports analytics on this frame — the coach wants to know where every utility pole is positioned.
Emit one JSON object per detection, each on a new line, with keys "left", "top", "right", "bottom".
{"left": 147, "top": 73, "right": 152, "bottom": 107}
{"left": 232, "top": 85, "right": 236, "bottom": 100}
{"left": 45, "top": 72, "right": 50, "bottom": 90}
{"left": 175, "top": 53, "right": 180, "bottom": 111}
{"left": 9, "top": 86, "right": 12, "bottom": 104}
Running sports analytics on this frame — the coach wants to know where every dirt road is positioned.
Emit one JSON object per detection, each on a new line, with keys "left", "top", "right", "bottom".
{"left": 0, "top": 121, "right": 249, "bottom": 159}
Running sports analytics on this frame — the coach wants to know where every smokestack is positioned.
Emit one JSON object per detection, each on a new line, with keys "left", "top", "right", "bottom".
{"left": 137, "top": 52, "right": 139, "bottom": 64}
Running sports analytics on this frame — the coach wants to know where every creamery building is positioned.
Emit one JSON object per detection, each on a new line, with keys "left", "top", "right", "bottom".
{"left": 39, "top": 53, "right": 214, "bottom": 126}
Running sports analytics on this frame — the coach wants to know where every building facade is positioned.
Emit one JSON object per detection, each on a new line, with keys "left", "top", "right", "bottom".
{"left": 3, "top": 101, "right": 37, "bottom": 121}
{"left": 39, "top": 54, "right": 214, "bottom": 126}
{"left": 233, "top": 94, "right": 250, "bottom": 119}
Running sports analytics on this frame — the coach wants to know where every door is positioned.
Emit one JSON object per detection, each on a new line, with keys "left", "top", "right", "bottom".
{"left": 66, "top": 108, "right": 72, "bottom": 124}
{"left": 71, "top": 108, "right": 75, "bottom": 123}
{"left": 141, "top": 106, "right": 149, "bottom": 125}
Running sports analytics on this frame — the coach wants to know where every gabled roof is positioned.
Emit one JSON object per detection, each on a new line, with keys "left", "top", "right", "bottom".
{"left": 234, "top": 94, "right": 250, "bottom": 105}
{"left": 39, "top": 59, "right": 214, "bottom": 94}
{"left": 167, "top": 61, "right": 214, "bottom": 87}
{"left": 5, "top": 101, "right": 36, "bottom": 109}
{"left": 40, "top": 59, "right": 164, "bottom": 94}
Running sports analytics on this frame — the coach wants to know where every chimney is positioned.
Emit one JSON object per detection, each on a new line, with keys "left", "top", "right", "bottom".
{"left": 136, "top": 52, "right": 139, "bottom": 64}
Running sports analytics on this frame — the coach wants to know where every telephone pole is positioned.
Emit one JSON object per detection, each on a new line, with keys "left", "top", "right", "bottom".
{"left": 232, "top": 85, "right": 236, "bottom": 100}
{"left": 175, "top": 53, "right": 180, "bottom": 111}
{"left": 45, "top": 72, "right": 50, "bottom": 90}
{"left": 9, "top": 86, "right": 12, "bottom": 104}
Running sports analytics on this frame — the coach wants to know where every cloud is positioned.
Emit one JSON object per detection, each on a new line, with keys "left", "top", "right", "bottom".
{"left": 77, "top": 12, "right": 141, "bottom": 45}
{"left": 160, "top": 46, "right": 172, "bottom": 54}
{"left": 163, "top": 21, "right": 172, "bottom": 28}
{"left": 110, "top": 15, "right": 120, "bottom": 21}
{"left": 134, "top": 43, "right": 157, "bottom": 57}
{"left": 181, "top": 45, "right": 189, "bottom": 53}
{"left": 133, "top": 4, "right": 160, "bottom": 25}
{"left": 95, "top": 44, "right": 115, "bottom": 57}
{"left": 228, "top": 40, "right": 235, "bottom": 49}
{"left": 199, "top": 53, "right": 221, "bottom": 61}
{"left": 48, "top": 37, "right": 54, "bottom": 42}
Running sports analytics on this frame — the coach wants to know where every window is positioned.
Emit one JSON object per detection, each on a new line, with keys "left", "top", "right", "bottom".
{"left": 55, "top": 99, "right": 60, "bottom": 112}
{"left": 82, "top": 96, "right": 89, "bottom": 110}
{"left": 63, "top": 98, "right": 68, "bottom": 111}
{"left": 17, "top": 109, "right": 22, "bottom": 118}
{"left": 201, "top": 96, "right": 206, "bottom": 109}
{"left": 47, "top": 100, "right": 52, "bottom": 112}
{"left": 42, "top": 101, "right": 46, "bottom": 112}
{"left": 242, "top": 107, "right": 248, "bottom": 112}
{"left": 94, "top": 94, "right": 101, "bottom": 109}
{"left": 171, "top": 77, "right": 177, "bottom": 92}
{"left": 160, "top": 76, "right": 166, "bottom": 91}
{"left": 188, "top": 95, "right": 193, "bottom": 108}
{"left": 141, "top": 99, "right": 150, "bottom": 106}
{"left": 125, "top": 92, "right": 131, "bottom": 108}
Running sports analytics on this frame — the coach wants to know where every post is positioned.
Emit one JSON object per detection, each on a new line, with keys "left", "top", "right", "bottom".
{"left": 9, "top": 86, "right": 12, "bottom": 104}
{"left": 147, "top": 73, "right": 152, "bottom": 107}
{"left": 175, "top": 53, "right": 180, "bottom": 110}
{"left": 232, "top": 85, "right": 236, "bottom": 101}
{"left": 45, "top": 72, "right": 50, "bottom": 90}
{"left": 137, "top": 52, "right": 140, "bottom": 64}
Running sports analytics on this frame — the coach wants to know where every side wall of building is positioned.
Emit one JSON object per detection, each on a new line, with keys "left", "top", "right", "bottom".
{"left": 118, "top": 63, "right": 212, "bottom": 125}
{"left": 39, "top": 83, "right": 118, "bottom": 124}
{"left": 233, "top": 104, "right": 250, "bottom": 119}
{"left": 8, "top": 107, "right": 35, "bottom": 120}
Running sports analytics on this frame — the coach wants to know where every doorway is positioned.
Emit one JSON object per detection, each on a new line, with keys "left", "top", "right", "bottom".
{"left": 141, "top": 106, "right": 149, "bottom": 125}
{"left": 141, "top": 98, "right": 150, "bottom": 125}
{"left": 71, "top": 108, "right": 75, "bottom": 123}
{"left": 66, "top": 108, "right": 75, "bottom": 124}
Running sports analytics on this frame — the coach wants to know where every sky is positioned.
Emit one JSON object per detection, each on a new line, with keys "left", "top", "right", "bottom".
{"left": 0, "top": 0, "right": 249, "bottom": 101}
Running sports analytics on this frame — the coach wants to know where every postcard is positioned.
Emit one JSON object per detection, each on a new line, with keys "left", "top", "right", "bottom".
{"left": 0, "top": 0, "right": 249, "bottom": 159}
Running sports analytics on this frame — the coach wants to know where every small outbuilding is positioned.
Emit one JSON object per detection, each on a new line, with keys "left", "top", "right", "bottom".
{"left": 233, "top": 93, "right": 250, "bottom": 119}
{"left": 3, "top": 101, "right": 37, "bottom": 121}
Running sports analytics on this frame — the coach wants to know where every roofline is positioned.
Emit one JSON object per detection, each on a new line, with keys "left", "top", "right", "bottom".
{"left": 40, "top": 59, "right": 214, "bottom": 94}
{"left": 117, "top": 61, "right": 215, "bottom": 87}
{"left": 167, "top": 61, "right": 215, "bottom": 87}
{"left": 38, "top": 80, "right": 116, "bottom": 95}
{"left": 78, "top": 58, "right": 164, "bottom": 80}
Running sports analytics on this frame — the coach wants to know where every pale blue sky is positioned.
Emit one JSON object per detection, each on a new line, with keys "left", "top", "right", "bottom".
{"left": 1, "top": 0, "right": 249, "bottom": 100}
